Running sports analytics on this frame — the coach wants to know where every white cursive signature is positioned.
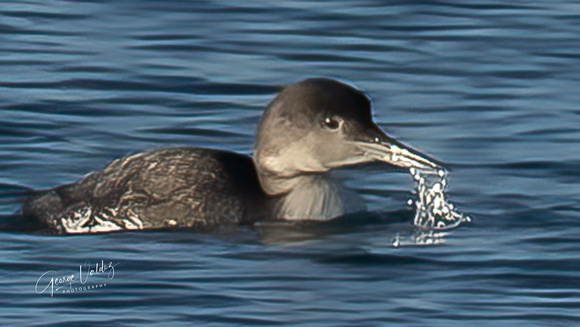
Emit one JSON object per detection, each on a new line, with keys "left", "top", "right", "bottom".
{"left": 35, "top": 260, "right": 120, "bottom": 297}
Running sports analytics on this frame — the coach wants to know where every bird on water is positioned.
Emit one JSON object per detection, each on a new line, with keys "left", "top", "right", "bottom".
{"left": 23, "top": 78, "right": 440, "bottom": 234}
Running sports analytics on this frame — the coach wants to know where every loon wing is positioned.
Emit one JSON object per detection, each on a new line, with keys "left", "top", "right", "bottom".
{"left": 23, "top": 148, "right": 267, "bottom": 234}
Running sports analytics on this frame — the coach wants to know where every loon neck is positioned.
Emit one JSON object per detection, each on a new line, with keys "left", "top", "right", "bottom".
{"left": 257, "top": 171, "right": 344, "bottom": 220}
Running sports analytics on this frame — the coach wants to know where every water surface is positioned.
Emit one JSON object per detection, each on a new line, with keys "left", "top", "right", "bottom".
{"left": 1, "top": 1, "right": 580, "bottom": 326}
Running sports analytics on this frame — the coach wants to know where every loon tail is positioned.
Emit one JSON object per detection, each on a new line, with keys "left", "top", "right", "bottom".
{"left": 22, "top": 183, "right": 82, "bottom": 232}
{"left": 23, "top": 189, "right": 63, "bottom": 225}
{"left": 0, "top": 185, "right": 52, "bottom": 232}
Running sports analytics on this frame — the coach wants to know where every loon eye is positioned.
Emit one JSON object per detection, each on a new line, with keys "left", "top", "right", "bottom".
{"left": 323, "top": 116, "right": 342, "bottom": 130}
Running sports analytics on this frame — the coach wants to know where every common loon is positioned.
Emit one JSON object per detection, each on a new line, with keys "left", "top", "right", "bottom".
{"left": 23, "top": 78, "right": 439, "bottom": 234}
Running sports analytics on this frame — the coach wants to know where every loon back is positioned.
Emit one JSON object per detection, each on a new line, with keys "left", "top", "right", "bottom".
{"left": 23, "top": 148, "right": 268, "bottom": 234}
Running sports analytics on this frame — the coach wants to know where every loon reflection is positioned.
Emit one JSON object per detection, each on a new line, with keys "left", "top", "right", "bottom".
{"left": 23, "top": 78, "right": 439, "bottom": 234}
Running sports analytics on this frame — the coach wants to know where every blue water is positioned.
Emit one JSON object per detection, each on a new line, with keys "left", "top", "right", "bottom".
{"left": 1, "top": 0, "right": 580, "bottom": 326}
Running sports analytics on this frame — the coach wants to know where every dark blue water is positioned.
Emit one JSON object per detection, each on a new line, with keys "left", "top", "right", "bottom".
{"left": 1, "top": 1, "right": 580, "bottom": 326}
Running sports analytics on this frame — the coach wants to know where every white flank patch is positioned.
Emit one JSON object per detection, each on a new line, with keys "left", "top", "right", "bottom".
{"left": 60, "top": 207, "right": 143, "bottom": 234}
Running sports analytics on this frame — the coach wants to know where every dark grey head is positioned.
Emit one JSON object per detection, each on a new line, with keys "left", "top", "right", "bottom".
{"left": 254, "top": 78, "right": 439, "bottom": 194}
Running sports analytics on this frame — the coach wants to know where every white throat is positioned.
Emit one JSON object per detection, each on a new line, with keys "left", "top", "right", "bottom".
{"left": 260, "top": 173, "right": 344, "bottom": 220}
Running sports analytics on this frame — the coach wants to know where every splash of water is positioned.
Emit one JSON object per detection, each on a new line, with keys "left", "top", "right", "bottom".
{"left": 408, "top": 167, "right": 470, "bottom": 230}
{"left": 392, "top": 167, "right": 470, "bottom": 247}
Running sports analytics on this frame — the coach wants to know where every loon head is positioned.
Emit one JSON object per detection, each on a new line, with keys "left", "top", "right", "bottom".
{"left": 254, "top": 78, "right": 439, "bottom": 193}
